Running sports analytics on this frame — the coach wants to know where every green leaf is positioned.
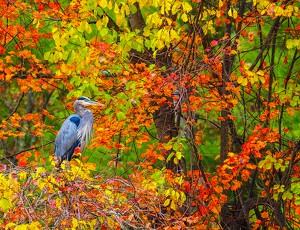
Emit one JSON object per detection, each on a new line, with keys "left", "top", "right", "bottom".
{"left": 282, "top": 192, "right": 287, "bottom": 200}
{"left": 258, "top": 160, "right": 265, "bottom": 168}
{"left": 105, "top": 108, "right": 111, "bottom": 114}
{"left": 265, "top": 163, "right": 272, "bottom": 170}
{"left": 274, "top": 163, "right": 281, "bottom": 170}
{"left": 117, "top": 92, "right": 127, "bottom": 99}
{"left": 173, "top": 142, "right": 179, "bottom": 151}
{"left": 67, "top": 50, "right": 76, "bottom": 65}
{"left": 281, "top": 165, "right": 287, "bottom": 172}
{"left": 292, "top": 187, "right": 300, "bottom": 194}
{"left": 126, "top": 100, "right": 133, "bottom": 108}
{"left": 104, "top": 94, "right": 111, "bottom": 103}
{"left": 295, "top": 199, "right": 300, "bottom": 206}
{"left": 157, "top": 178, "right": 165, "bottom": 184}
{"left": 81, "top": 47, "right": 88, "bottom": 57}
{"left": 273, "top": 185, "right": 280, "bottom": 190}
{"left": 62, "top": 50, "right": 70, "bottom": 60}
{"left": 265, "top": 155, "right": 273, "bottom": 160}
{"left": 119, "top": 104, "right": 126, "bottom": 111}
{"left": 96, "top": 7, "right": 103, "bottom": 16}
{"left": 0, "top": 199, "right": 9, "bottom": 212}
{"left": 117, "top": 111, "right": 126, "bottom": 120}
{"left": 151, "top": 170, "right": 162, "bottom": 181}
{"left": 78, "top": 21, "right": 85, "bottom": 32}
{"left": 100, "top": 27, "right": 109, "bottom": 37}
{"left": 278, "top": 186, "right": 285, "bottom": 193}
{"left": 166, "top": 152, "right": 175, "bottom": 163}
{"left": 44, "top": 51, "right": 50, "bottom": 60}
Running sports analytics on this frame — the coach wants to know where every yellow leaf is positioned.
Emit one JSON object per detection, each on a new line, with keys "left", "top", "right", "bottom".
{"left": 174, "top": 158, "right": 178, "bottom": 164}
{"left": 56, "top": 198, "right": 62, "bottom": 208}
{"left": 174, "top": 191, "right": 180, "bottom": 200}
{"left": 250, "top": 74, "right": 258, "bottom": 84}
{"left": 96, "top": 20, "right": 102, "bottom": 31}
{"left": 19, "top": 170, "right": 27, "bottom": 180}
{"left": 228, "top": 152, "right": 235, "bottom": 157}
{"left": 163, "top": 199, "right": 170, "bottom": 207}
{"left": 84, "top": 163, "right": 96, "bottom": 171}
{"left": 61, "top": 35, "right": 69, "bottom": 46}
{"left": 172, "top": 2, "right": 181, "bottom": 15}
{"left": 286, "top": 39, "right": 294, "bottom": 49}
{"left": 170, "top": 200, "right": 176, "bottom": 210}
{"left": 232, "top": 8, "right": 238, "bottom": 19}
{"left": 61, "top": 63, "right": 68, "bottom": 73}
{"left": 181, "top": 13, "right": 188, "bottom": 22}
{"left": 181, "top": 192, "right": 186, "bottom": 203}
{"left": 219, "top": 0, "right": 223, "bottom": 7}
{"left": 259, "top": 76, "right": 265, "bottom": 84}
{"left": 114, "top": 3, "right": 119, "bottom": 14}
{"left": 176, "top": 151, "right": 183, "bottom": 159}
{"left": 170, "top": 29, "right": 179, "bottom": 41}
{"left": 257, "top": 70, "right": 264, "bottom": 76}
{"left": 237, "top": 76, "right": 247, "bottom": 86}
{"left": 102, "top": 15, "right": 109, "bottom": 27}
{"left": 165, "top": 189, "right": 171, "bottom": 196}
{"left": 98, "top": 0, "right": 107, "bottom": 8}
{"left": 5, "top": 223, "right": 16, "bottom": 229}
{"left": 228, "top": 8, "right": 232, "bottom": 17}
{"left": 72, "top": 218, "right": 78, "bottom": 229}
{"left": 182, "top": 2, "right": 192, "bottom": 13}
{"left": 85, "top": 22, "right": 92, "bottom": 34}
{"left": 107, "top": 1, "right": 112, "bottom": 9}
{"left": 208, "top": 25, "right": 216, "bottom": 34}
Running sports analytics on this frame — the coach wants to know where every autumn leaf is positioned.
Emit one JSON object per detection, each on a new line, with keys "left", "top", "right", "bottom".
{"left": 286, "top": 108, "right": 295, "bottom": 116}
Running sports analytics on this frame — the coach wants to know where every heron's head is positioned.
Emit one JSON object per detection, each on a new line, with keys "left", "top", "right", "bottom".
{"left": 75, "top": 96, "right": 105, "bottom": 107}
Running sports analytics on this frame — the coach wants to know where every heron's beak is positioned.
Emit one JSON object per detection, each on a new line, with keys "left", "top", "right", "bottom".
{"left": 87, "top": 101, "right": 105, "bottom": 106}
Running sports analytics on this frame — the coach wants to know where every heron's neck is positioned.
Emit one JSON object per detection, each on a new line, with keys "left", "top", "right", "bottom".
{"left": 75, "top": 105, "right": 91, "bottom": 118}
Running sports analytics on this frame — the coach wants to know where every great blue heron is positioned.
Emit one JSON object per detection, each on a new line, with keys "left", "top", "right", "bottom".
{"left": 54, "top": 96, "right": 104, "bottom": 164}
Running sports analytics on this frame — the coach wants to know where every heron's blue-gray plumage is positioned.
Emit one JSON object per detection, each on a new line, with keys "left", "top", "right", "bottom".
{"left": 54, "top": 114, "right": 82, "bottom": 162}
{"left": 54, "top": 97, "right": 104, "bottom": 164}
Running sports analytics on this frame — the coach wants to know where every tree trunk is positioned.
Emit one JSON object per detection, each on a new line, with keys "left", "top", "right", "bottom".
{"left": 128, "top": 3, "right": 186, "bottom": 174}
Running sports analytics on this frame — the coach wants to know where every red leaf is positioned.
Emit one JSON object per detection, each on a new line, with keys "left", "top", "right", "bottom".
{"left": 38, "top": 4, "right": 44, "bottom": 11}
{"left": 211, "top": 40, "right": 218, "bottom": 46}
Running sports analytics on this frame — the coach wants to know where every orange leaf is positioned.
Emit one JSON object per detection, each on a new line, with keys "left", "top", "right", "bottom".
{"left": 287, "top": 107, "right": 295, "bottom": 116}
{"left": 261, "top": 211, "right": 269, "bottom": 219}
{"left": 255, "top": 219, "right": 262, "bottom": 224}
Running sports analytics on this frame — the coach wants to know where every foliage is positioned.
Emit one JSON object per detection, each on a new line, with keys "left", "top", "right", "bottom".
{"left": 1, "top": 0, "right": 300, "bottom": 229}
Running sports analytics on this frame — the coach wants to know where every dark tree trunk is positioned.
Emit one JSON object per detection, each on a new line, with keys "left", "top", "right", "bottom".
{"left": 128, "top": 3, "right": 186, "bottom": 174}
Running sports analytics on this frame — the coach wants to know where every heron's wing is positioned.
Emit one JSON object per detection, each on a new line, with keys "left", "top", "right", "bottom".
{"left": 54, "top": 114, "right": 81, "bottom": 161}
{"left": 77, "top": 110, "right": 94, "bottom": 148}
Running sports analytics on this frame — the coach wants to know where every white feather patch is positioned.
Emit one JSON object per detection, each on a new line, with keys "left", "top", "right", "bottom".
{"left": 77, "top": 111, "right": 94, "bottom": 149}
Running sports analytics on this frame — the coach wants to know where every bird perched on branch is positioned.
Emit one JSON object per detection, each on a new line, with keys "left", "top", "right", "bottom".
{"left": 54, "top": 96, "right": 104, "bottom": 165}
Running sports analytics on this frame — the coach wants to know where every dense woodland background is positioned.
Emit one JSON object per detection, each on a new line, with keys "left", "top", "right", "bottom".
{"left": 1, "top": 0, "right": 300, "bottom": 229}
